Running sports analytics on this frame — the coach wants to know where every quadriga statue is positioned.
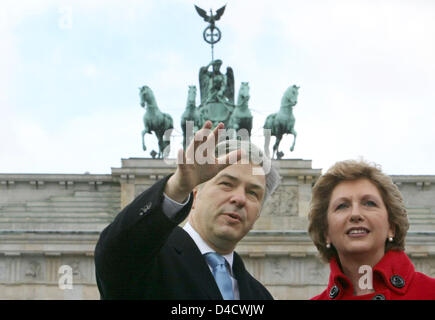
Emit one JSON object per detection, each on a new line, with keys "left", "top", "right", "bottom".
{"left": 197, "top": 59, "right": 235, "bottom": 128}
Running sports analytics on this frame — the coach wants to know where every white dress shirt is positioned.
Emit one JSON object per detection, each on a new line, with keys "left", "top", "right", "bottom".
{"left": 162, "top": 193, "right": 240, "bottom": 299}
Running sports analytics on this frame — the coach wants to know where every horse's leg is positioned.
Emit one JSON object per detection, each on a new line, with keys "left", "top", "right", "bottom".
{"left": 273, "top": 134, "right": 282, "bottom": 159}
{"left": 181, "top": 122, "right": 186, "bottom": 151}
{"left": 247, "top": 117, "right": 253, "bottom": 141}
{"left": 157, "top": 137, "right": 163, "bottom": 159}
{"left": 263, "top": 115, "right": 274, "bottom": 158}
{"left": 232, "top": 120, "right": 240, "bottom": 140}
{"left": 194, "top": 114, "right": 200, "bottom": 132}
{"left": 156, "top": 131, "right": 165, "bottom": 159}
{"left": 239, "top": 118, "right": 250, "bottom": 141}
{"left": 264, "top": 129, "right": 272, "bottom": 158}
{"left": 160, "top": 123, "right": 173, "bottom": 159}
{"left": 162, "top": 131, "right": 172, "bottom": 159}
{"left": 290, "top": 129, "right": 297, "bottom": 152}
{"left": 141, "top": 128, "right": 147, "bottom": 151}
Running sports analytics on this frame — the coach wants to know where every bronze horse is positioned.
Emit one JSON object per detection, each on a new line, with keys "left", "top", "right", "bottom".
{"left": 264, "top": 85, "right": 300, "bottom": 159}
{"left": 181, "top": 85, "right": 201, "bottom": 150}
{"left": 227, "top": 82, "right": 253, "bottom": 140}
{"left": 139, "top": 85, "right": 174, "bottom": 159}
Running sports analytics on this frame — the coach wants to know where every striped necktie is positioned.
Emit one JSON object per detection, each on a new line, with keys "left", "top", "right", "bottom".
{"left": 204, "top": 252, "right": 234, "bottom": 300}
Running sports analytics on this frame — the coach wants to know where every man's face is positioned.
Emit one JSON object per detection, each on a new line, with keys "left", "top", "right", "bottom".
{"left": 189, "top": 163, "right": 266, "bottom": 254}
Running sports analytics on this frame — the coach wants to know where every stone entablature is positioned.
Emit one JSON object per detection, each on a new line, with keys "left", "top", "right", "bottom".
{"left": 0, "top": 230, "right": 434, "bottom": 300}
{"left": 0, "top": 173, "right": 120, "bottom": 233}
{"left": 0, "top": 173, "right": 116, "bottom": 206}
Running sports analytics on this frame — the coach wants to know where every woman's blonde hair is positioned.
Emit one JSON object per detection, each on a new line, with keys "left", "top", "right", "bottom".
{"left": 308, "top": 159, "right": 409, "bottom": 263}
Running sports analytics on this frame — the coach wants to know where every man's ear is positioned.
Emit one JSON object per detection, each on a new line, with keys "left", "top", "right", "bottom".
{"left": 191, "top": 188, "right": 199, "bottom": 209}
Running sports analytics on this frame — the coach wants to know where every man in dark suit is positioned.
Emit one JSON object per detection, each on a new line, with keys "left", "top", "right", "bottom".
{"left": 94, "top": 121, "right": 280, "bottom": 299}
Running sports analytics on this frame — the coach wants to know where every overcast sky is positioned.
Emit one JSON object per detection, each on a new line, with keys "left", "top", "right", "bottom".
{"left": 1, "top": 0, "right": 434, "bottom": 176}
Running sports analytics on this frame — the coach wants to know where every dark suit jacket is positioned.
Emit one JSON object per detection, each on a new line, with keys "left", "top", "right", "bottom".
{"left": 94, "top": 175, "right": 273, "bottom": 300}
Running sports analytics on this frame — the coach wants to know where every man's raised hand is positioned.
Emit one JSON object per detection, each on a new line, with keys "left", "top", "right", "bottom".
{"left": 164, "top": 121, "right": 242, "bottom": 202}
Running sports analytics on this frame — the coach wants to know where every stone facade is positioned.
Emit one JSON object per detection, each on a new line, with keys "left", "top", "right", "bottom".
{"left": 0, "top": 159, "right": 434, "bottom": 299}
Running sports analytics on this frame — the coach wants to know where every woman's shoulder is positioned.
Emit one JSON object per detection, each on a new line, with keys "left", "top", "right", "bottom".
{"left": 310, "top": 289, "right": 329, "bottom": 300}
{"left": 409, "top": 270, "right": 435, "bottom": 299}
{"left": 413, "top": 270, "right": 435, "bottom": 285}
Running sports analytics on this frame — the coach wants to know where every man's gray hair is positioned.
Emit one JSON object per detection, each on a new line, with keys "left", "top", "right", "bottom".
{"left": 215, "top": 139, "right": 281, "bottom": 202}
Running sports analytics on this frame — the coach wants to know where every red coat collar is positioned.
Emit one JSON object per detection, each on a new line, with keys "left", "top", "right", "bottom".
{"left": 327, "top": 250, "right": 414, "bottom": 299}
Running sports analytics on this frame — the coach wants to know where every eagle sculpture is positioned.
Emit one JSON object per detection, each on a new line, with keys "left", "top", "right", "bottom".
{"left": 194, "top": 4, "right": 226, "bottom": 29}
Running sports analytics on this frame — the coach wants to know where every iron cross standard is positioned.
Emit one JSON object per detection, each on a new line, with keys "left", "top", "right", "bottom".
{"left": 194, "top": 4, "right": 226, "bottom": 61}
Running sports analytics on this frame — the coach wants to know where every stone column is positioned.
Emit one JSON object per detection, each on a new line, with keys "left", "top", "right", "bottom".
{"left": 112, "top": 158, "right": 178, "bottom": 210}
{"left": 297, "top": 175, "right": 313, "bottom": 218}
{"left": 120, "top": 174, "right": 136, "bottom": 210}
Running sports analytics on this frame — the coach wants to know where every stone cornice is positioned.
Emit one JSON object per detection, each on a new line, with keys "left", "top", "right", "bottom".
{"left": 110, "top": 158, "right": 323, "bottom": 181}
{"left": 391, "top": 175, "right": 435, "bottom": 182}
{"left": 0, "top": 173, "right": 114, "bottom": 183}
{"left": 0, "top": 231, "right": 99, "bottom": 256}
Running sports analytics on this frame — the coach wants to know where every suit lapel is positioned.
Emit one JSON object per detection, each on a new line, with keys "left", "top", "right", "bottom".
{"left": 233, "top": 252, "right": 254, "bottom": 299}
{"left": 168, "top": 227, "right": 223, "bottom": 300}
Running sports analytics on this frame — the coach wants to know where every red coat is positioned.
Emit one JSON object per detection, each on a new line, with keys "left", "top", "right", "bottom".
{"left": 311, "top": 250, "right": 435, "bottom": 300}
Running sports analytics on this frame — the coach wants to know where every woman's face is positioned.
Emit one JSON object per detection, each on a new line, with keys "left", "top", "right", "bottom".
{"left": 325, "top": 178, "right": 394, "bottom": 263}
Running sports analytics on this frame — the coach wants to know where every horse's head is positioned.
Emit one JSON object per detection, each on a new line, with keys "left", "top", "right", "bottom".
{"left": 282, "top": 84, "right": 300, "bottom": 107}
{"left": 139, "top": 85, "right": 154, "bottom": 107}
{"left": 186, "top": 85, "right": 197, "bottom": 107}
{"left": 237, "top": 82, "right": 250, "bottom": 106}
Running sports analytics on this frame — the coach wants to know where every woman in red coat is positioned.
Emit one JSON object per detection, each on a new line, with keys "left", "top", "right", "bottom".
{"left": 308, "top": 160, "right": 435, "bottom": 300}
